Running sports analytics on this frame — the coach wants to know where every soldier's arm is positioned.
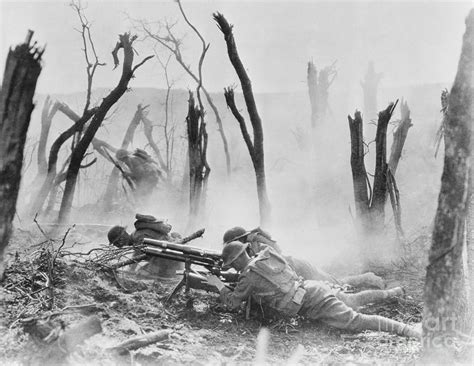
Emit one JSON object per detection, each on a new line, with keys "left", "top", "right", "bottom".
{"left": 218, "top": 273, "right": 254, "bottom": 310}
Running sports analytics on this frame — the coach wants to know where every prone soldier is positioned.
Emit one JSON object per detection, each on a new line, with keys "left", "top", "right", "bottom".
{"left": 107, "top": 214, "right": 183, "bottom": 278}
{"left": 207, "top": 242, "right": 420, "bottom": 338}
{"left": 222, "top": 226, "right": 385, "bottom": 289}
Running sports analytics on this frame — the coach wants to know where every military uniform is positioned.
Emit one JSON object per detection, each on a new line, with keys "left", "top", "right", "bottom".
{"left": 111, "top": 214, "right": 183, "bottom": 278}
{"left": 243, "top": 230, "right": 383, "bottom": 288}
{"left": 116, "top": 149, "right": 162, "bottom": 203}
{"left": 218, "top": 247, "right": 415, "bottom": 336}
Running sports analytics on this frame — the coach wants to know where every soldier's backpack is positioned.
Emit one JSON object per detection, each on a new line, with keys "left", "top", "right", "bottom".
{"left": 134, "top": 213, "right": 172, "bottom": 235}
{"left": 246, "top": 247, "right": 306, "bottom": 316}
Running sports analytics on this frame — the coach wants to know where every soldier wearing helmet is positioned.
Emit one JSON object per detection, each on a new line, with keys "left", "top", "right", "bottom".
{"left": 222, "top": 226, "right": 384, "bottom": 289}
{"left": 115, "top": 148, "right": 162, "bottom": 203}
{"left": 107, "top": 214, "right": 182, "bottom": 277}
{"left": 207, "top": 242, "right": 420, "bottom": 339}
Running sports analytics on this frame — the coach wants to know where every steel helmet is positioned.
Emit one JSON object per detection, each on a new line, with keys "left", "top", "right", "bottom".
{"left": 222, "top": 241, "right": 249, "bottom": 267}
{"left": 107, "top": 225, "right": 127, "bottom": 246}
{"left": 222, "top": 226, "right": 248, "bottom": 244}
{"left": 115, "top": 149, "right": 129, "bottom": 161}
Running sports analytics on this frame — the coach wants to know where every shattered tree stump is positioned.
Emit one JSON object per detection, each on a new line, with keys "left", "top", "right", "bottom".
{"left": 0, "top": 30, "right": 43, "bottom": 278}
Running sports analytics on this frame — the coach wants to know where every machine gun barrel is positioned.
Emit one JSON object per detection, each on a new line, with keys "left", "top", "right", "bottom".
{"left": 142, "top": 246, "right": 217, "bottom": 267}
{"left": 142, "top": 238, "right": 222, "bottom": 261}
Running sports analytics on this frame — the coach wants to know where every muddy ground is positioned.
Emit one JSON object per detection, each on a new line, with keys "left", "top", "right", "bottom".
{"left": 0, "top": 225, "right": 454, "bottom": 365}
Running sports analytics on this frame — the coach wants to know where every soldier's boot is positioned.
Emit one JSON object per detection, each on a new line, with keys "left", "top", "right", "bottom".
{"left": 336, "top": 286, "right": 404, "bottom": 310}
{"left": 357, "top": 314, "right": 421, "bottom": 339}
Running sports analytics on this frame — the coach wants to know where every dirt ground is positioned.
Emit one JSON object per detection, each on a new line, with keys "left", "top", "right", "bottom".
{"left": 0, "top": 226, "right": 452, "bottom": 365}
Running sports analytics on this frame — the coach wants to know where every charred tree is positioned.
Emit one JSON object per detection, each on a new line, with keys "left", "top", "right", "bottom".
{"left": 214, "top": 12, "right": 271, "bottom": 227}
{"left": 102, "top": 104, "right": 148, "bottom": 211}
{"left": 347, "top": 102, "right": 398, "bottom": 235}
{"left": 361, "top": 61, "right": 383, "bottom": 122}
{"left": 186, "top": 92, "right": 210, "bottom": 227}
{"left": 0, "top": 31, "right": 43, "bottom": 277}
{"left": 371, "top": 103, "right": 395, "bottom": 227}
{"left": 423, "top": 10, "right": 473, "bottom": 360}
{"left": 57, "top": 33, "right": 152, "bottom": 223}
{"left": 348, "top": 111, "right": 370, "bottom": 230}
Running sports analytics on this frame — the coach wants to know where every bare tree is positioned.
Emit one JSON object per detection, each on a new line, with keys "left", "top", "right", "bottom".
{"left": 361, "top": 61, "right": 383, "bottom": 122}
{"left": 423, "top": 10, "right": 473, "bottom": 360}
{"left": 0, "top": 31, "right": 43, "bottom": 278}
{"left": 186, "top": 92, "right": 210, "bottom": 228}
{"left": 137, "top": 0, "right": 232, "bottom": 176}
{"left": 307, "top": 60, "right": 337, "bottom": 128}
{"left": 214, "top": 13, "right": 271, "bottom": 227}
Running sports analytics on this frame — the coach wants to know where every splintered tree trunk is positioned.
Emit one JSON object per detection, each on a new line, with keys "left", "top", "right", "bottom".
{"left": 371, "top": 102, "right": 396, "bottom": 229}
{"left": 103, "top": 104, "right": 144, "bottom": 211}
{"left": 388, "top": 99, "right": 413, "bottom": 175}
{"left": 0, "top": 31, "right": 42, "bottom": 277}
{"left": 186, "top": 92, "right": 210, "bottom": 226}
{"left": 387, "top": 99, "right": 412, "bottom": 240}
{"left": 423, "top": 10, "right": 473, "bottom": 361}
{"left": 214, "top": 12, "right": 271, "bottom": 227}
{"left": 348, "top": 111, "right": 369, "bottom": 231}
{"left": 307, "top": 61, "right": 318, "bottom": 128}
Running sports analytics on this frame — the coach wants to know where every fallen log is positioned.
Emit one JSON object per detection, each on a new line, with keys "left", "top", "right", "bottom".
{"left": 108, "top": 329, "right": 170, "bottom": 355}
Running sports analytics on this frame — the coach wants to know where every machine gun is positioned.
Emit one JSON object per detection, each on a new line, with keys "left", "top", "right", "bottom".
{"left": 142, "top": 238, "right": 239, "bottom": 302}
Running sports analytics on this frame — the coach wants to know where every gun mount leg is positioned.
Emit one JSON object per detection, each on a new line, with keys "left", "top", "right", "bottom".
{"left": 164, "top": 260, "right": 193, "bottom": 304}
{"left": 165, "top": 278, "right": 185, "bottom": 303}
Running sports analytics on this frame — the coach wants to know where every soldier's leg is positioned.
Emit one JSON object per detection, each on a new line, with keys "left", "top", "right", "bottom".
{"left": 334, "top": 287, "right": 404, "bottom": 310}
{"left": 315, "top": 294, "right": 420, "bottom": 338}
{"left": 339, "top": 272, "right": 385, "bottom": 289}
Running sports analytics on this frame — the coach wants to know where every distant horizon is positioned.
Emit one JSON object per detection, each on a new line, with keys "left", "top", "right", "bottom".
{"left": 33, "top": 79, "right": 452, "bottom": 98}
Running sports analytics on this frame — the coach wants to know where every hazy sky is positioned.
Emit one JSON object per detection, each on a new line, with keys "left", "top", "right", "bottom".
{"left": 0, "top": 0, "right": 472, "bottom": 94}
